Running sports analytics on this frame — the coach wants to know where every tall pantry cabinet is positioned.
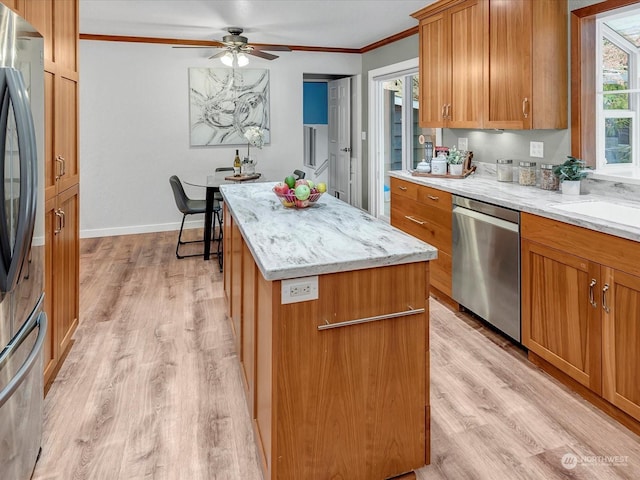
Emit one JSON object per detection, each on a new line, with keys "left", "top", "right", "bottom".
{"left": 10, "top": 0, "right": 80, "bottom": 387}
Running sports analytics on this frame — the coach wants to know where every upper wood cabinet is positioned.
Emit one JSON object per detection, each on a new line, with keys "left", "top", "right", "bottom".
{"left": 485, "top": 0, "right": 567, "bottom": 129}
{"left": 413, "top": 0, "right": 567, "bottom": 130}
{"left": 416, "top": 0, "right": 486, "bottom": 128}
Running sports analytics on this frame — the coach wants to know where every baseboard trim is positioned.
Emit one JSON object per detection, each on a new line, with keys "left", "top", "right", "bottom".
{"left": 80, "top": 219, "right": 204, "bottom": 238}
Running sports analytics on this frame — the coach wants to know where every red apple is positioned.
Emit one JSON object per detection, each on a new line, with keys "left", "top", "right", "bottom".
{"left": 295, "top": 179, "right": 309, "bottom": 187}
{"left": 273, "top": 182, "right": 290, "bottom": 195}
{"left": 295, "top": 198, "right": 310, "bottom": 208}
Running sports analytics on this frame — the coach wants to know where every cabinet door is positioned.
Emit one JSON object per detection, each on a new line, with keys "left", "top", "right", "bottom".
{"left": 223, "top": 203, "right": 232, "bottom": 305}
{"left": 602, "top": 267, "right": 640, "bottom": 420}
{"left": 55, "top": 76, "right": 79, "bottom": 193}
{"left": 43, "top": 196, "right": 57, "bottom": 385}
{"left": 230, "top": 220, "right": 243, "bottom": 353}
{"left": 419, "top": 11, "right": 449, "bottom": 127}
{"left": 485, "top": 0, "right": 532, "bottom": 129}
{"left": 54, "top": 184, "right": 80, "bottom": 356}
{"left": 448, "top": 0, "right": 485, "bottom": 128}
{"left": 52, "top": 0, "right": 78, "bottom": 73}
{"left": 24, "top": 0, "right": 53, "bottom": 64}
{"left": 521, "top": 240, "right": 602, "bottom": 392}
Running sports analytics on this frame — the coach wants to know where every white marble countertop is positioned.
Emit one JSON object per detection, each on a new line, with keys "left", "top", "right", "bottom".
{"left": 220, "top": 182, "right": 438, "bottom": 281}
{"left": 389, "top": 170, "right": 640, "bottom": 243}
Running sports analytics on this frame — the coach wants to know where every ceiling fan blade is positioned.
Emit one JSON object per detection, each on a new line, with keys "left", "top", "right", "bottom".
{"left": 248, "top": 50, "right": 278, "bottom": 60}
{"left": 252, "top": 45, "right": 291, "bottom": 52}
{"left": 208, "top": 50, "right": 228, "bottom": 59}
{"left": 172, "top": 46, "right": 221, "bottom": 49}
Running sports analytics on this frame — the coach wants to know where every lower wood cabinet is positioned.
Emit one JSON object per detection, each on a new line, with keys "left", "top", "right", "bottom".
{"left": 224, "top": 210, "right": 430, "bottom": 480}
{"left": 390, "top": 177, "right": 453, "bottom": 299}
{"left": 43, "top": 184, "right": 79, "bottom": 386}
{"left": 521, "top": 213, "right": 640, "bottom": 426}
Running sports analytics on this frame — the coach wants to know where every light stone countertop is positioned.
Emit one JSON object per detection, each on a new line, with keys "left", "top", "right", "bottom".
{"left": 389, "top": 169, "right": 640, "bottom": 243}
{"left": 220, "top": 182, "right": 438, "bottom": 281}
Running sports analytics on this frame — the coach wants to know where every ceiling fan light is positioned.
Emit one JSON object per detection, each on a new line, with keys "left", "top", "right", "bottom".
{"left": 237, "top": 52, "right": 249, "bottom": 67}
{"left": 220, "top": 51, "right": 234, "bottom": 66}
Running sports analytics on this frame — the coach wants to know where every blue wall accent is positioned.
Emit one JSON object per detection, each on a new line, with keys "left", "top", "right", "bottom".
{"left": 303, "top": 82, "right": 328, "bottom": 125}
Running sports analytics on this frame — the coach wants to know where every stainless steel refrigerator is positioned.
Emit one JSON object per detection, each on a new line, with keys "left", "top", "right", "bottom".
{"left": 0, "top": 4, "right": 47, "bottom": 480}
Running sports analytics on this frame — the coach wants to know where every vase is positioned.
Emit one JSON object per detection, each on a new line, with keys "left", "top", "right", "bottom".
{"left": 449, "top": 163, "right": 464, "bottom": 176}
{"left": 242, "top": 156, "right": 257, "bottom": 175}
{"left": 561, "top": 179, "right": 581, "bottom": 195}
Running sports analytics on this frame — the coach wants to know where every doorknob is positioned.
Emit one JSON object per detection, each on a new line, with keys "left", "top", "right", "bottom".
{"left": 340, "top": 147, "right": 352, "bottom": 152}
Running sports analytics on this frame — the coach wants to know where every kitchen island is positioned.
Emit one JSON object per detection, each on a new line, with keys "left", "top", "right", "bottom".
{"left": 220, "top": 182, "right": 437, "bottom": 480}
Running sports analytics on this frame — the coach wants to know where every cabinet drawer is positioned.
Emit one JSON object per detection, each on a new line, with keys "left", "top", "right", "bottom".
{"left": 391, "top": 206, "right": 452, "bottom": 254}
{"left": 416, "top": 185, "right": 452, "bottom": 212}
{"left": 390, "top": 177, "right": 419, "bottom": 201}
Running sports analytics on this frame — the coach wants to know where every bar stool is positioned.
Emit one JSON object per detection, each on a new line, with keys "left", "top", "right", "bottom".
{"left": 214, "top": 167, "right": 234, "bottom": 271}
{"left": 169, "top": 175, "right": 208, "bottom": 259}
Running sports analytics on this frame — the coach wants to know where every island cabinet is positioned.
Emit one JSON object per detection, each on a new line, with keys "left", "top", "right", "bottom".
{"left": 412, "top": 0, "right": 567, "bottom": 130}
{"left": 521, "top": 213, "right": 640, "bottom": 429}
{"left": 221, "top": 184, "right": 436, "bottom": 480}
{"left": 390, "top": 177, "right": 453, "bottom": 300}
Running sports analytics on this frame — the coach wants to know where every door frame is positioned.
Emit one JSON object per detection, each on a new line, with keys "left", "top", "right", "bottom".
{"left": 368, "top": 58, "right": 419, "bottom": 218}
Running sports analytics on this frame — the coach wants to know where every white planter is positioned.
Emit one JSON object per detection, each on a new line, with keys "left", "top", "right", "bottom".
{"left": 449, "top": 163, "right": 464, "bottom": 176}
{"left": 561, "top": 180, "right": 581, "bottom": 195}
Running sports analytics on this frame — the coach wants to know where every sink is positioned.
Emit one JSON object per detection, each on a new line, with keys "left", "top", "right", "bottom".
{"left": 552, "top": 200, "right": 640, "bottom": 229}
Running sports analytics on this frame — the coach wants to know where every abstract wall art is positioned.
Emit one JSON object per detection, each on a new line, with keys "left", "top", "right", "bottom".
{"left": 188, "top": 68, "right": 270, "bottom": 146}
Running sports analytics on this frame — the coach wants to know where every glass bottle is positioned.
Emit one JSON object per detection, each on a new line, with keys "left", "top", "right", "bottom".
{"left": 233, "top": 149, "right": 241, "bottom": 176}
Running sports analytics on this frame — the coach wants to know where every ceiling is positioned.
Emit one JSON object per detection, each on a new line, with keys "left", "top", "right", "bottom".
{"left": 79, "top": 0, "right": 435, "bottom": 50}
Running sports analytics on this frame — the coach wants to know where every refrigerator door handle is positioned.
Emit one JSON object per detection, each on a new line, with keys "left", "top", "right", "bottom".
{"left": 0, "top": 67, "right": 38, "bottom": 293}
{"left": 0, "top": 311, "right": 47, "bottom": 409}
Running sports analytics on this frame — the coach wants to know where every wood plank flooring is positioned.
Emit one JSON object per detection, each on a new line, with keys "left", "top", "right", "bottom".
{"left": 32, "top": 232, "right": 640, "bottom": 480}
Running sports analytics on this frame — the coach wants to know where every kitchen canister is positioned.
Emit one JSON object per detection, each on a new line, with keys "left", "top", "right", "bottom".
{"left": 496, "top": 159, "right": 513, "bottom": 182}
{"left": 431, "top": 152, "right": 448, "bottom": 175}
{"left": 518, "top": 161, "right": 537, "bottom": 186}
{"left": 540, "top": 163, "right": 559, "bottom": 191}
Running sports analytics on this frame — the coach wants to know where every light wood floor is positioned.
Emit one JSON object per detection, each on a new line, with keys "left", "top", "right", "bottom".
{"left": 32, "top": 232, "right": 640, "bottom": 480}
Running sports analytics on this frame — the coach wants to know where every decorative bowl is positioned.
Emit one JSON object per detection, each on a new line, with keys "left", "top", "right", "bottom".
{"left": 273, "top": 188, "right": 324, "bottom": 208}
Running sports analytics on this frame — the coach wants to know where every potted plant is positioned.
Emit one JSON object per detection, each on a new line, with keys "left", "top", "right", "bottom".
{"left": 552, "top": 156, "right": 592, "bottom": 195}
{"left": 447, "top": 147, "right": 465, "bottom": 175}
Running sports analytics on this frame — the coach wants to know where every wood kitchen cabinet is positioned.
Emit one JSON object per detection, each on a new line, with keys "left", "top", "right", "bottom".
{"left": 390, "top": 177, "right": 453, "bottom": 300}
{"left": 43, "top": 185, "right": 79, "bottom": 384}
{"left": 414, "top": 0, "right": 486, "bottom": 128}
{"left": 413, "top": 0, "right": 567, "bottom": 130}
{"left": 21, "top": 0, "right": 80, "bottom": 387}
{"left": 521, "top": 213, "right": 640, "bottom": 429}
{"left": 485, "top": 0, "right": 567, "bottom": 129}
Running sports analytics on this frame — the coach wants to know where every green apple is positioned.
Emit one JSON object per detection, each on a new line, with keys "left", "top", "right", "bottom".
{"left": 284, "top": 175, "right": 296, "bottom": 188}
{"left": 294, "top": 184, "right": 311, "bottom": 200}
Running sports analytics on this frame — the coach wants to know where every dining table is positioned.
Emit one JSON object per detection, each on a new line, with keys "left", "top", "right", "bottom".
{"left": 183, "top": 171, "right": 262, "bottom": 261}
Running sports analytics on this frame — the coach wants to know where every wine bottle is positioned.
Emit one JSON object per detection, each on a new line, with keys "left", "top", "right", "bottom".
{"left": 233, "top": 149, "right": 241, "bottom": 176}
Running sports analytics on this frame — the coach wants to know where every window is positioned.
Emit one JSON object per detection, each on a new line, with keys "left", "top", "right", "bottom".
{"left": 596, "top": 10, "right": 639, "bottom": 173}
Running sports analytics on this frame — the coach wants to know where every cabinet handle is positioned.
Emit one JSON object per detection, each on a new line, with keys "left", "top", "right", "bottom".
{"left": 427, "top": 195, "right": 439, "bottom": 201}
{"left": 589, "top": 278, "right": 597, "bottom": 307}
{"left": 398, "top": 186, "right": 408, "bottom": 191}
{"left": 318, "top": 306, "right": 425, "bottom": 331}
{"left": 405, "top": 215, "right": 425, "bottom": 225}
{"left": 55, "top": 156, "right": 64, "bottom": 180}
{"left": 447, "top": 104, "right": 452, "bottom": 120}
{"left": 602, "top": 283, "right": 610, "bottom": 313}
{"left": 54, "top": 209, "right": 63, "bottom": 234}
{"left": 59, "top": 209, "right": 65, "bottom": 230}
{"left": 522, "top": 98, "right": 529, "bottom": 119}
{"left": 441, "top": 104, "right": 447, "bottom": 119}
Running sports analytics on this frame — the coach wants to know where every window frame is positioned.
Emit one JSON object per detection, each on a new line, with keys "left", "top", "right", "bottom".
{"left": 572, "top": 0, "right": 640, "bottom": 172}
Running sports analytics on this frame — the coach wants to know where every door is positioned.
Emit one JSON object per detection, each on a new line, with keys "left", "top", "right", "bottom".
{"left": 328, "top": 77, "right": 350, "bottom": 203}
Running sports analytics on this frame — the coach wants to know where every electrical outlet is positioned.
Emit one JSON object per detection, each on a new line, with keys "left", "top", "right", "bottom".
{"left": 281, "top": 276, "right": 319, "bottom": 304}
{"left": 530, "top": 141, "right": 544, "bottom": 158}
{"left": 458, "top": 137, "right": 468, "bottom": 151}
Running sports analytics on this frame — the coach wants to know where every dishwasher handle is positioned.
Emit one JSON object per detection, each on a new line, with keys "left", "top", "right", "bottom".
{"left": 453, "top": 204, "right": 519, "bottom": 233}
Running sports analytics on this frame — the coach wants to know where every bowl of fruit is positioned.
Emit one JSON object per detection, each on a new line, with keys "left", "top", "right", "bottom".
{"left": 273, "top": 175, "right": 326, "bottom": 208}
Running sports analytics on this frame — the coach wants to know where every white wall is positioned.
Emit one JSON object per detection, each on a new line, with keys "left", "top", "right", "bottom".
{"left": 79, "top": 40, "right": 361, "bottom": 237}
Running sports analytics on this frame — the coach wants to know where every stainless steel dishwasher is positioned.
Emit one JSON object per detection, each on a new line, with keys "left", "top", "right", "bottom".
{"left": 452, "top": 196, "right": 521, "bottom": 342}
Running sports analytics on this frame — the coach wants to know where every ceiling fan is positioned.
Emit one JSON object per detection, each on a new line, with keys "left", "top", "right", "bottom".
{"left": 176, "top": 27, "right": 291, "bottom": 66}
